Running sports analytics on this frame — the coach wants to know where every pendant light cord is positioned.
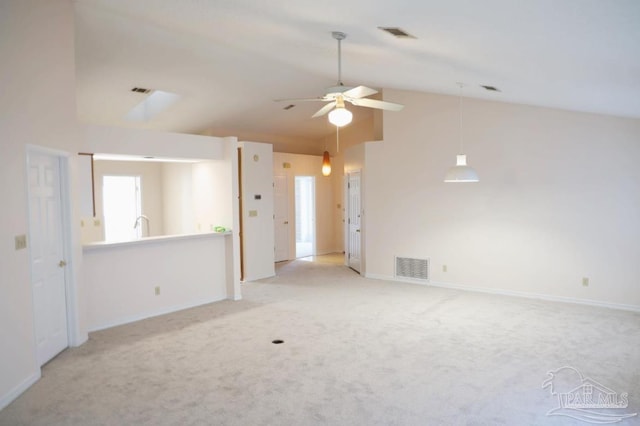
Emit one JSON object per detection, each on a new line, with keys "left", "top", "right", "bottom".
{"left": 336, "top": 125, "right": 340, "bottom": 153}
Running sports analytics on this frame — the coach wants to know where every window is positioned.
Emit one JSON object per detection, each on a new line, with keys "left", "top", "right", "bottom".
{"left": 103, "top": 175, "right": 142, "bottom": 242}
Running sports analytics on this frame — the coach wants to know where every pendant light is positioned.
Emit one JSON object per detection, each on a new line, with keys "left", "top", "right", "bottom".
{"left": 444, "top": 83, "right": 479, "bottom": 183}
{"left": 322, "top": 127, "right": 335, "bottom": 176}
{"left": 322, "top": 151, "right": 331, "bottom": 176}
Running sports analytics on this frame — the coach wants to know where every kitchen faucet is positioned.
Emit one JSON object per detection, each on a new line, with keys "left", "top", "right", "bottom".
{"left": 133, "top": 215, "right": 150, "bottom": 237}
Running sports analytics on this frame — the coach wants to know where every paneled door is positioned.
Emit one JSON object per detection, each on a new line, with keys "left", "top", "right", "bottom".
{"left": 274, "top": 174, "right": 290, "bottom": 262}
{"left": 28, "top": 150, "right": 69, "bottom": 366}
{"left": 347, "top": 171, "right": 361, "bottom": 273}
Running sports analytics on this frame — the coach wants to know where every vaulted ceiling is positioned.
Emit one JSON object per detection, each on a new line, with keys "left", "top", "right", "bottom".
{"left": 74, "top": 0, "right": 640, "bottom": 151}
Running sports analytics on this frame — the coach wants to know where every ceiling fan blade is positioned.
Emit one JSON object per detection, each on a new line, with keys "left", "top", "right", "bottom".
{"left": 312, "top": 101, "right": 337, "bottom": 118}
{"left": 274, "top": 97, "right": 326, "bottom": 103}
{"left": 342, "top": 85, "right": 378, "bottom": 99}
{"left": 349, "top": 97, "right": 404, "bottom": 111}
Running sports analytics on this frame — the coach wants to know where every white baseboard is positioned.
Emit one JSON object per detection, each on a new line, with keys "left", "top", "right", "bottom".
{"left": 0, "top": 370, "right": 40, "bottom": 411}
{"left": 364, "top": 274, "right": 640, "bottom": 313}
{"left": 365, "top": 273, "right": 396, "bottom": 281}
{"left": 88, "top": 297, "right": 226, "bottom": 332}
{"left": 429, "top": 281, "right": 640, "bottom": 312}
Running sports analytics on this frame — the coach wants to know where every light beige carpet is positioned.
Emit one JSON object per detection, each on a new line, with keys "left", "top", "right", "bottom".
{"left": 1, "top": 255, "right": 639, "bottom": 425}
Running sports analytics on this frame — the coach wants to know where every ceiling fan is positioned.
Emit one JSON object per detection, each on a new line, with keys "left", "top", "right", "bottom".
{"left": 276, "top": 31, "right": 404, "bottom": 126}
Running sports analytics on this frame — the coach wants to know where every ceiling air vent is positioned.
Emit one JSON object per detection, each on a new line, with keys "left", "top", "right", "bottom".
{"left": 378, "top": 27, "right": 415, "bottom": 39}
{"left": 131, "top": 87, "right": 151, "bottom": 94}
{"left": 395, "top": 256, "right": 429, "bottom": 282}
{"left": 283, "top": 104, "right": 295, "bottom": 110}
{"left": 481, "top": 85, "right": 500, "bottom": 92}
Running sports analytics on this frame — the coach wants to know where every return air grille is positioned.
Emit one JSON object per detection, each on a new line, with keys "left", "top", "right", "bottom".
{"left": 395, "top": 257, "right": 429, "bottom": 282}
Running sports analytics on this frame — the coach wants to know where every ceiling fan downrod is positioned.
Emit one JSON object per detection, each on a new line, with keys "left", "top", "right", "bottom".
{"left": 332, "top": 31, "right": 346, "bottom": 87}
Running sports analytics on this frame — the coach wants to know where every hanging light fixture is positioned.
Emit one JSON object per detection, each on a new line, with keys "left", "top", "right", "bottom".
{"left": 444, "top": 83, "right": 479, "bottom": 183}
{"left": 328, "top": 95, "right": 352, "bottom": 127}
{"left": 322, "top": 151, "right": 331, "bottom": 176}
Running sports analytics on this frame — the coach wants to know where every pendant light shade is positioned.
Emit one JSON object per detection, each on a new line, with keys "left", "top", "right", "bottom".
{"left": 444, "top": 154, "right": 479, "bottom": 182}
{"left": 444, "top": 83, "right": 479, "bottom": 183}
{"left": 322, "top": 151, "right": 331, "bottom": 176}
{"left": 328, "top": 96, "right": 352, "bottom": 127}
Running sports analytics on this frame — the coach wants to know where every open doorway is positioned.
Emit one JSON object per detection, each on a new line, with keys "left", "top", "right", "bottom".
{"left": 295, "top": 176, "right": 315, "bottom": 258}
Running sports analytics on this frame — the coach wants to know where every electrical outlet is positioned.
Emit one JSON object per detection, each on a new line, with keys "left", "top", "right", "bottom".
{"left": 93, "top": 218, "right": 101, "bottom": 226}
{"left": 155, "top": 286, "right": 160, "bottom": 296}
{"left": 442, "top": 264, "right": 447, "bottom": 272}
{"left": 582, "top": 277, "right": 589, "bottom": 287}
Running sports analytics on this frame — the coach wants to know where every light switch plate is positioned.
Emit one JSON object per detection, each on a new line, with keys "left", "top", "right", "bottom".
{"left": 249, "top": 210, "right": 258, "bottom": 217}
{"left": 15, "top": 235, "right": 27, "bottom": 250}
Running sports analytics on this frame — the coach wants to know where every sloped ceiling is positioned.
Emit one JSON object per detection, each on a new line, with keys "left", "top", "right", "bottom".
{"left": 74, "top": 0, "right": 640, "bottom": 152}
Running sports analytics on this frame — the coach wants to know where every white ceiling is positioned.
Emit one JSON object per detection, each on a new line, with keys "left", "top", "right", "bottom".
{"left": 74, "top": 0, "right": 640, "bottom": 147}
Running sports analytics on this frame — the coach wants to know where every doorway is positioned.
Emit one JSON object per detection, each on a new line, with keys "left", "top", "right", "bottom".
{"left": 295, "top": 176, "right": 315, "bottom": 258}
{"left": 27, "top": 149, "right": 70, "bottom": 366}
{"left": 274, "top": 174, "right": 290, "bottom": 262}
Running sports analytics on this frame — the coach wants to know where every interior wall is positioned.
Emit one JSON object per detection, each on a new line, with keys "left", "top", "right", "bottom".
{"left": 92, "top": 160, "right": 165, "bottom": 239}
{"left": 161, "top": 162, "right": 195, "bottom": 235}
{"left": 192, "top": 160, "right": 234, "bottom": 232}
{"left": 240, "top": 142, "right": 275, "bottom": 281}
{"left": 0, "top": 0, "right": 83, "bottom": 409}
{"left": 273, "top": 152, "right": 337, "bottom": 257}
{"left": 365, "top": 89, "right": 640, "bottom": 309}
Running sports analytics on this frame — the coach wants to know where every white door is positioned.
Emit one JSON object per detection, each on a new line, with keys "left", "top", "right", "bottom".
{"left": 274, "top": 174, "right": 290, "bottom": 262}
{"left": 28, "top": 151, "right": 69, "bottom": 366}
{"left": 347, "top": 171, "right": 361, "bottom": 272}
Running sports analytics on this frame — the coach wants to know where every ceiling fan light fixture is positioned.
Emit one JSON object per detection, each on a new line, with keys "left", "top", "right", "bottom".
{"left": 328, "top": 106, "right": 352, "bottom": 127}
{"left": 322, "top": 151, "right": 332, "bottom": 176}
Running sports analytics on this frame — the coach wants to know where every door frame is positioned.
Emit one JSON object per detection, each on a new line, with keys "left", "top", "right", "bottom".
{"left": 26, "top": 145, "right": 81, "bottom": 358}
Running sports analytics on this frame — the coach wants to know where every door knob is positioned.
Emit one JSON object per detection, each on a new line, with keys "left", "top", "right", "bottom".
{"left": 58, "top": 260, "right": 67, "bottom": 267}
{"left": 284, "top": 221, "right": 289, "bottom": 224}
{"left": 356, "top": 229, "right": 360, "bottom": 233}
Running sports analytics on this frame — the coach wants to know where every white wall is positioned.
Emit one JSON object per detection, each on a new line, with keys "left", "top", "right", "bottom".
{"left": 273, "top": 152, "right": 338, "bottom": 257}
{"left": 92, "top": 160, "right": 166, "bottom": 239}
{"left": 161, "top": 162, "right": 195, "bottom": 235}
{"left": 365, "top": 89, "right": 640, "bottom": 309}
{"left": 84, "top": 235, "right": 229, "bottom": 331}
{"left": 160, "top": 160, "right": 235, "bottom": 235}
{"left": 193, "top": 160, "right": 234, "bottom": 232}
{"left": 240, "top": 142, "right": 275, "bottom": 281}
{"left": 0, "top": 0, "right": 83, "bottom": 409}
{"left": 83, "top": 124, "right": 225, "bottom": 160}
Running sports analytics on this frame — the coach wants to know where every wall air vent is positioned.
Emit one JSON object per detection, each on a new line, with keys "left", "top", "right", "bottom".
{"left": 395, "top": 257, "right": 429, "bottom": 282}
{"left": 131, "top": 87, "right": 151, "bottom": 94}
{"left": 481, "top": 85, "right": 500, "bottom": 92}
{"left": 378, "top": 27, "right": 416, "bottom": 39}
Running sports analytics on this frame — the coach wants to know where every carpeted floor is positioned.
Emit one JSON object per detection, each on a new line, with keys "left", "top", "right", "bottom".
{"left": 1, "top": 254, "right": 639, "bottom": 425}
